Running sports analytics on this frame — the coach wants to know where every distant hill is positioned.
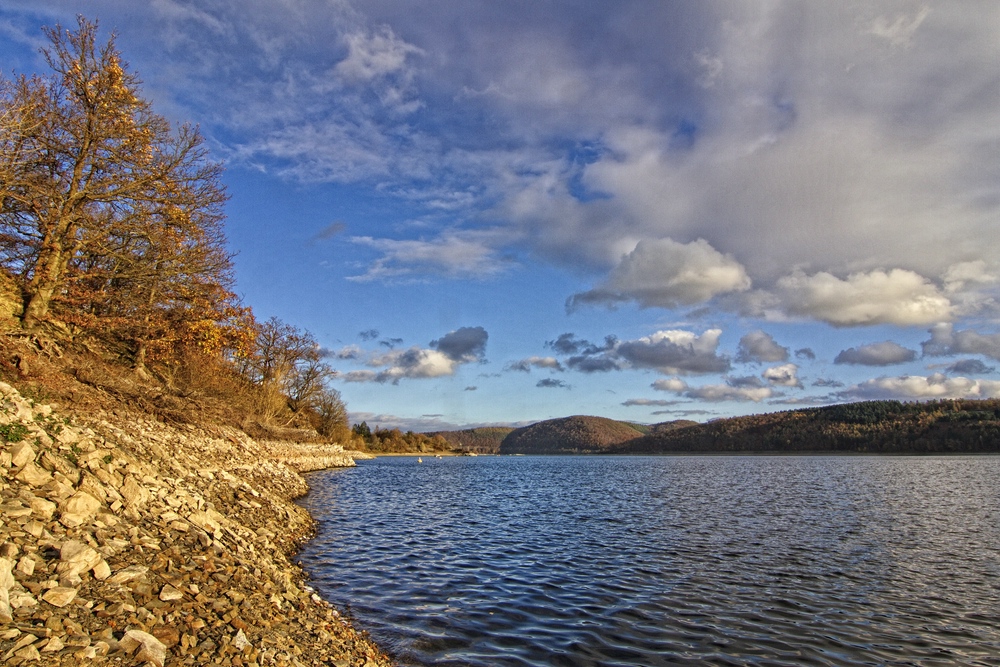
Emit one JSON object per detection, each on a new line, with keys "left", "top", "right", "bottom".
{"left": 616, "top": 400, "right": 1000, "bottom": 454}
{"left": 426, "top": 427, "right": 515, "bottom": 454}
{"left": 499, "top": 416, "right": 646, "bottom": 454}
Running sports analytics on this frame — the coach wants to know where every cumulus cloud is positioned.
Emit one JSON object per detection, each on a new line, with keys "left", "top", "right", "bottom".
{"left": 568, "top": 238, "right": 750, "bottom": 310}
{"left": 537, "top": 378, "right": 569, "bottom": 389}
{"left": 736, "top": 330, "right": 789, "bottom": 363}
{"left": 946, "top": 359, "right": 995, "bottom": 375}
{"left": 834, "top": 341, "right": 917, "bottom": 366}
{"left": 547, "top": 329, "right": 730, "bottom": 375}
{"left": 80, "top": 2, "right": 1000, "bottom": 322}
{"left": 776, "top": 269, "right": 952, "bottom": 327}
{"left": 652, "top": 376, "right": 776, "bottom": 402}
{"left": 838, "top": 374, "right": 1000, "bottom": 401}
{"left": 546, "top": 334, "right": 617, "bottom": 356}
{"left": 617, "top": 329, "right": 731, "bottom": 375}
{"left": 363, "top": 347, "right": 463, "bottom": 383}
{"left": 812, "top": 378, "right": 845, "bottom": 388}
{"left": 336, "top": 326, "right": 488, "bottom": 383}
{"left": 505, "top": 356, "right": 564, "bottom": 372}
{"left": 430, "top": 326, "right": 489, "bottom": 362}
{"left": 921, "top": 324, "right": 1000, "bottom": 361}
{"left": 795, "top": 348, "right": 816, "bottom": 360}
{"left": 762, "top": 363, "right": 802, "bottom": 388}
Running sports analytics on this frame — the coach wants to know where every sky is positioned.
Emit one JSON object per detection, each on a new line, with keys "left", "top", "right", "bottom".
{"left": 2, "top": 1, "right": 1000, "bottom": 431}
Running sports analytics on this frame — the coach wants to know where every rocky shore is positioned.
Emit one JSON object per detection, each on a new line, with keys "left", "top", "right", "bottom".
{"left": 0, "top": 381, "right": 392, "bottom": 666}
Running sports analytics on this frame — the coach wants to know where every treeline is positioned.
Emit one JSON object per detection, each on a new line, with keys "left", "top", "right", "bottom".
{"left": 351, "top": 422, "right": 452, "bottom": 454}
{"left": 619, "top": 399, "right": 1000, "bottom": 454}
{"left": 0, "top": 18, "right": 350, "bottom": 441}
{"left": 426, "top": 427, "right": 514, "bottom": 454}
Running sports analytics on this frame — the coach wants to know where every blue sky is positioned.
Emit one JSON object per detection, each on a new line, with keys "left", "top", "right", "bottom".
{"left": 3, "top": 1, "right": 1000, "bottom": 431}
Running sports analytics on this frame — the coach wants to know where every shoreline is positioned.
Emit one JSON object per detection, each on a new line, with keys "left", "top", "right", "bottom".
{"left": 0, "top": 381, "right": 393, "bottom": 666}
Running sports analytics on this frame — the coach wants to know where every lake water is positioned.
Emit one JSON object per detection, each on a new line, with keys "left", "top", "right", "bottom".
{"left": 298, "top": 455, "right": 1000, "bottom": 666}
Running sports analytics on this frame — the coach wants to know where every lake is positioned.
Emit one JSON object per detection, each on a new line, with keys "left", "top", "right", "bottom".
{"left": 297, "top": 455, "right": 1000, "bottom": 666}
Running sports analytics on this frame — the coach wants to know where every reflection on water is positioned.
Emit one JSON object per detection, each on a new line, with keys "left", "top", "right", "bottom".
{"left": 298, "top": 456, "right": 1000, "bottom": 666}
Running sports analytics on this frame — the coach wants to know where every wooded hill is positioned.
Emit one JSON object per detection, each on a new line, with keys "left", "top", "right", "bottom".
{"left": 485, "top": 401, "right": 1000, "bottom": 455}
{"left": 618, "top": 399, "right": 1000, "bottom": 454}
{"left": 499, "top": 416, "right": 647, "bottom": 454}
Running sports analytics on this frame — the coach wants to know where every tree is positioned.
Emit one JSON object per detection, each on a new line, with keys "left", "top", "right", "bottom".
{"left": 0, "top": 17, "right": 229, "bottom": 332}
{"left": 313, "top": 386, "right": 350, "bottom": 440}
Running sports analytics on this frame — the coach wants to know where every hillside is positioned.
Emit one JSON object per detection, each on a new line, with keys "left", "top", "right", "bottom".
{"left": 499, "top": 416, "right": 646, "bottom": 454}
{"left": 426, "top": 427, "right": 515, "bottom": 454}
{"left": 616, "top": 400, "right": 1000, "bottom": 454}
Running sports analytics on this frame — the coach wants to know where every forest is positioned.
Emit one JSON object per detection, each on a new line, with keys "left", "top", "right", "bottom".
{"left": 617, "top": 399, "right": 1000, "bottom": 454}
{"left": 0, "top": 18, "right": 351, "bottom": 442}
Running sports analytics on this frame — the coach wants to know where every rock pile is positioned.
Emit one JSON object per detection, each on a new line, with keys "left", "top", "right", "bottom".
{"left": 0, "top": 381, "right": 391, "bottom": 666}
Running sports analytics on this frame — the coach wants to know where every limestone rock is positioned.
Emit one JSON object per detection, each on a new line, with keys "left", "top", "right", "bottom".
{"left": 120, "top": 629, "right": 167, "bottom": 667}
{"left": 159, "top": 583, "right": 184, "bottom": 601}
{"left": 41, "top": 586, "right": 77, "bottom": 607}
{"left": 121, "top": 475, "right": 151, "bottom": 507}
{"left": 0, "top": 557, "right": 13, "bottom": 623}
{"left": 59, "top": 490, "right": 102, "bottom": 527}
{"left": 106, "top": 564, "right": 148, "bottom": 585}
{"left": 58, "top": 540, "right": 103, "bottom": 578}
{"left": 92, "top": 559, "right": 111, "bottom": 580}
{"left": 29, "top": 495, "right": 57, "bottom": 520}
{"left": 14, "top": 461, "right": 52, "bottom": 487}
{"left": 9, "top": 441, "right": 35, "bottom": 468}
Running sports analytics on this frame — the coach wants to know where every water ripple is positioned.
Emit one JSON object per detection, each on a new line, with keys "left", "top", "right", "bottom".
{"left": 299, "top": 456, "right": 1000, "bottom": 666}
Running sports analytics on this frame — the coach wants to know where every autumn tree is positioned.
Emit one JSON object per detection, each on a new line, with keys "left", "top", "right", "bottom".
{"left": 0, "top": 17, "right": 230, "bottom": 339}
{"left": 240, "top": 316, "right": 347, "bottom": 431}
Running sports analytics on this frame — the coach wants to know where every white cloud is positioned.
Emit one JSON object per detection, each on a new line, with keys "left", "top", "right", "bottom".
{"left": 651, "top": 376, "right": 776, "bottom": 402}
{"left": 651, "top": 377, "right": 688, "bottom": 393}
{"left": 569, "top": 238, "right": 750, "bottom": 310}
{"left": 617, "top": 329, "right": 730, "bottom": 375}
{"left": 337, "top": 326, "right": 488, "bottom": 383}
{"left": 834, "top": 341, "right": 917, "bottom": 366}
{"left": 348, "top": 231, "right": 515, "bottom": 282}
{"left": 368, "top": 347, "right": 460, "bottom": 382}
{"left": 336, "top": 26, "right": 424, "bottom": 83}
{"left": 839, "top": 374, "right": 1000, "bottom": 400}
{"left": 762, "top": 363, "right": 801, "bottom": 388}
{"left": 868, "top": 6, "right": 931, "bottom": 48}
{"left": 776, "top": 269, "right": 952, "bottom": 326}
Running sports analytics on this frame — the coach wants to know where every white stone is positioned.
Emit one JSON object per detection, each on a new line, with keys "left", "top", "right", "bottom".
{"left": 58, "top": 541, "right": 102, "bottom": 578}
{"left": 106, "top": 564, "right": 148, "bottom": 585}
{"left": 9, "top": 441, "right": 35, "bottom": 468}
{"left": 232, "top": 628, "right": 250, "bottom": 651}
{"left": 121, "top": 475, "right": 150, "bottom": 507}
{"left": 159, "top": 584, "right": 184, "bottom": 601}
{"left": 29, "top": 496, "right": 57, "bottom": 521}
{"left": 16, "top": 557, "right": 34, "bottom": 577}
{"left": 120, "top": 629, "right": 167, "bottom": 667}
{"left": 59, "top": 491, "right": 102, "bottom": 527}
{"left": 92, "top": 559, "right": 111, "bottom": 580}
{"left": 14, "top": 462, "right": 51, "bottom": 487}
{"left": 41, "top": 586, "right": 77, "bottom": 607}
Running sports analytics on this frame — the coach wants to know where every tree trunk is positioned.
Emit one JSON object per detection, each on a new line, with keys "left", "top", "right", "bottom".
{"left": 21, "top": 249, "right": 63, "bottom": 328}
